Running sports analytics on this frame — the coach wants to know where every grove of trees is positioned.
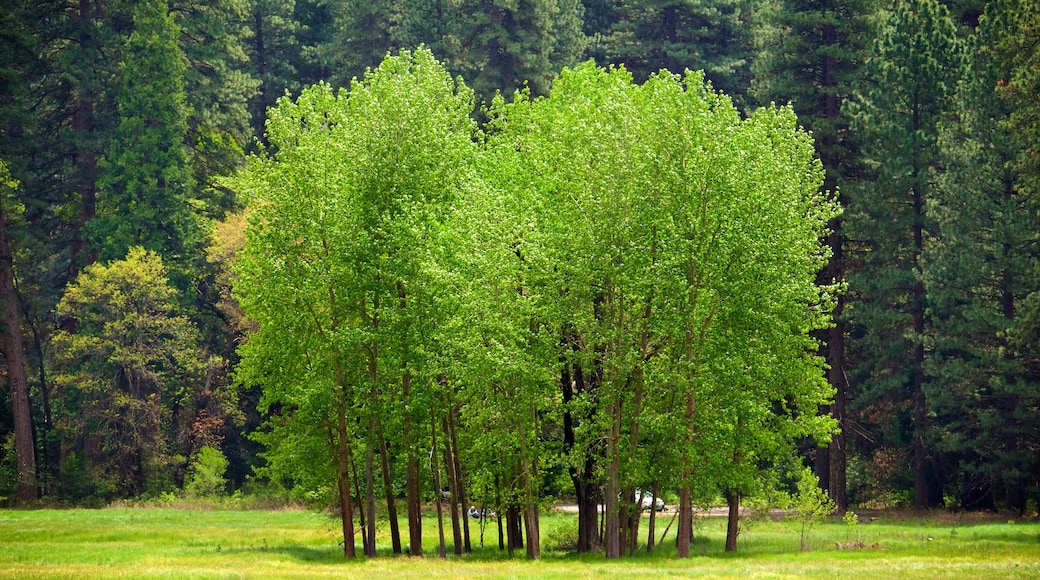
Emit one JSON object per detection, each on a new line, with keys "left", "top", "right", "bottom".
{"left": 2, "top": 0, "right": 1040, "bottom": 559}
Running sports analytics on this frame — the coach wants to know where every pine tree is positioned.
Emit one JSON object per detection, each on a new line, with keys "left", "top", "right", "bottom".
{"left": 925, "top": 0, "right": 1040, "bottom": 513}
{"left": 90, "top": 0, "right": 200, "bottom": 278}
{"left": 590, "top": 0, "right": 756, "bottom": 104}
{"left": 176, "top": 0, "right": 261, "bottom": 211}
{"left": 447, "top": 0, "right": 586, "bottom": 102}
{"left": 845, "top": 0, "right": 964, "bottom": 509}
{"left": 246, "top": 0, "right": 327, "bottom": 144}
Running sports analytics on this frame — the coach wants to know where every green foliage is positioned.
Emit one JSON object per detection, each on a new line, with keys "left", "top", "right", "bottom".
{"left": 588, "top": 0, "right": 758, "bottom": 104}
{"left": 90, "top": 0, "right": 203, "bottom": 279}
{"left": 50, "top": 247, "right": 211, "bottom": 499}
{"left": 843, "top": 510, "right": 859, "bottom": 542}
{"left": 184, "top": 446, "right": 230, "bottom": 498}
{"left": 232, "top": 46, "right": 476, "bottom": 512}
{"left": 787, "top": 467, "right": 837, "bottom": 550}
{"left": 921, "top": 0, "right": 1040, "bottom": 512}
{"left": 844, "top": 0, "right": 965, "bottom": 509}
{"left": 178, "top": 0, "right": 261, "bottom": 213}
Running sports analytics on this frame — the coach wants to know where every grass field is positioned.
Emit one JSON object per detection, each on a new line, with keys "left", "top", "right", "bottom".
{"left": 2, "top": 507, "right": 1039, "bottom": 578}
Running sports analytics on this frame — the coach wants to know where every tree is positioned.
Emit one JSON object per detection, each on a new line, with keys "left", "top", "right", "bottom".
{"left": 176, "top": 0, "right": 261, "bottom": 213}
{"left": 589, "top": 0, "right": 757, "bottom": 104}
{"left": 245, "top": 0, "right": 326, "bottom": 145}
{"left": 924, "top": 0, "right": 1040, "bottom": 512}
{"left": 232, "top": 48, "right": 478, "bottom": 558}
{"left": 89, "top": 0, "right": 202, "bottom": 284}
{"left": 449, "top": 0, "right": 586, "bottom": 102}
{"left": 50, "top": 248, "right": 210, "bottom": 498}
{"left": 845, "top": 0, "right": 964, "bottom": 509}
{"left": 483, "top": 62, "right": 837, "bottom": 558}
{"left": 0, "top": 159, "right": 35, "bottom": 503}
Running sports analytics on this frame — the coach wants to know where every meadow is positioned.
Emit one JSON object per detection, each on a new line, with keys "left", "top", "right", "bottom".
{"left": 2, "top": 507, "right": 1039, "bottom": 578}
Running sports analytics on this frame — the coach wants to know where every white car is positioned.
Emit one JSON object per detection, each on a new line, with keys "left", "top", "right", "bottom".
{"left": 637, "top": 489, "right": 665, "bottom": 511}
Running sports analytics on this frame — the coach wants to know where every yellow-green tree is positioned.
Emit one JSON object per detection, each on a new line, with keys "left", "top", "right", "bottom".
{"left": 51, "top": 248, "right": 210, "bottom": 498}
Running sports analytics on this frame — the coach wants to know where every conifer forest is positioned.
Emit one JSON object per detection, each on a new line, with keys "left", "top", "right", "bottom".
{"left": 1, "top": 0, "right": 1039, "bottom": 559}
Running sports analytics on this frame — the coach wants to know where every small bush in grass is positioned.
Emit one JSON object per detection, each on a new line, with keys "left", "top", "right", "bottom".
{"left": 843, "top": 510, "right": 859, "bottom": 543}
{"left": 541, "top": 513, "right": 579, "bottom": 553}
{"left": 788, "top": 468, "right": 837, "bottom": 551}
{"left": 184, "top": 446, "right": 229, "bottom": 499}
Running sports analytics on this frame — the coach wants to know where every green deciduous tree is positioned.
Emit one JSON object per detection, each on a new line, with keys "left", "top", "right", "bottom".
{"left": 232, "top": 47, "right": 477, "bottom": 558}
{"left": 483, "top": 61, "right": 837, "bottom": 557}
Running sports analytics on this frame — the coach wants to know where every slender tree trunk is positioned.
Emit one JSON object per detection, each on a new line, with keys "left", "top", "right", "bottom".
{"left": 352, "top": 450, "right": 368, "bottom": 554}
{"left": 403, "top": 372, "right": 422, "bottom": 556}
{"left": 725, "top": 490, "right": 740, "bottom": 552}
{"left": 431, "top": 411, "right": 446, "bottom": 558}
{"left": 646, "top": 481, "right": 660, "bottom": 552}
{"left": 378, "top": 433, "right": 402, "bottom": 553}
{"left": 519, "top": 406, "right": 539, "bottom": 559}
{"left": 603, "top": 395, "right": 621, "bottom": 559}
{"left": 496, "top": 474, "right": 505, "bottom": 551}
{"left": 0, "top": 199, "right": 35, "bottom": 503}
{"left": 829, "top": 290, "right": 849, "bottom": 512}
{"left": 335, "top": 399, "right": 356, "bottom": 558}
{"left": 446, "top": 408, "right": 471, "bottom": 552}
{"left": 69, "top": 0, "right": 98, "bottom": 279}
{"left": 364, "top": 432, "right": 377, "bottom": 556}
{"left": 676, "top": 392, "right": 696, "bottom": 558}
{"left": 364, "top": 331, "right": 379, "bottom": 556}
{"left": 442, "top": 415, "right": 462, "bottom": 555}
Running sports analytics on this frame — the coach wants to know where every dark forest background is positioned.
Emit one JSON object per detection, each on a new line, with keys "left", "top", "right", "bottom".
{"left": 1, "top": 0, "right": 1039, "bottom": 520}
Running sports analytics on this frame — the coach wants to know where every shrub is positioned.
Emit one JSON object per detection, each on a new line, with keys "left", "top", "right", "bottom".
{"left": 184, "top": 446, "right": 229, "bottom": 499}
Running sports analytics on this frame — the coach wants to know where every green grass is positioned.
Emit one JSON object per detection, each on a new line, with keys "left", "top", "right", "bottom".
{"left": 2, "top": 507, "right": 1039, "bottom": 578}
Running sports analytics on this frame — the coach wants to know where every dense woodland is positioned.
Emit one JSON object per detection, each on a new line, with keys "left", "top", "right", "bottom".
{"left": 1, "top": 0, "right": 1039, "bottom": 560}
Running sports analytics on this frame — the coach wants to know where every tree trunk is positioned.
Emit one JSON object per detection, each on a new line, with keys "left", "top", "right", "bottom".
{"left": 335, "top": 399, "right": 356, "bottom": 558}
{"left": 820, "top": 18, "right": 847, "bottom": 514}
{"left": 505, "top": 504, "right": 518, "bottom": 555}
{"left": 352, "top": 451, "right": 368, "bottom": 555}
{"left": 828, "top": 290, "right": 848, "bottom": 512}
{"left": 431, "top": 411, "right": 446, "bottom": 558}
{"left": 646, "top": 481, "right": 659, "bottom": 552}
{"left": 446, "top": 408, "right": 471, "bottom": 552}
{"left": 442, "top": 415, "right": 462, "bottom": 555}
{"left": 677, "top": 483, "right": 692, "bottom": 558}
{"left": 0, "top": 197, "right": 35, "bottom": 503}
{"left": 378, "top": 432, "right": 402, "bottom": 553}
{"left": 677, "top": 386, "right": 697, "bottom": 558}
{"left": 496, "top": 474, "right": 505, "bottom": 551}
{"left": 69, "top": 0, "right": 98, "bottom": 280}
{"left": 725, "top": 490, "right": 740, "bottom": 552}
{"left": 603, "top": 396, "right": 621, "bottom": 559}
{"left": 561, "top": 349, "right": 601, "bottom": 553}
{"left": 403, "top": 371, "right": 422, "bottom": 556}
{"left": 519, "top": 407, "right": 539, "bottom": 559}
{"left": 364, "top": 432, "right": 377, "bottom": 556}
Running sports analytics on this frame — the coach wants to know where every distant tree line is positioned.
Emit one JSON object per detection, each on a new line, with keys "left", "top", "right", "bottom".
{"left": 1, "top": 0, "right": 1039, "bottom": 553}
